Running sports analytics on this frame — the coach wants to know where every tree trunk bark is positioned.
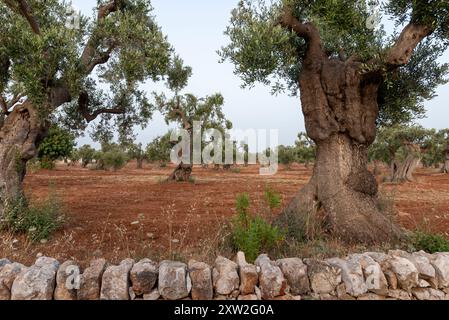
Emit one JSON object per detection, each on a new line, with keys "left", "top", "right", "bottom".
{"left": 442, "top": 150, "right": 449, "bottom": 174}
{"left": 283, "top": 134, "right": 400, "bottom": 243}
{"left": 391, "top": 144, "right": 421, "bottom": 182}
{"left": 280, "top": 55, "right": 402, "bottom": 243}
{"left": 0, "top": 102, "right": 46, "bottom": 217}
{"left": 168, "top": 163, "right": 192, "bottom": 182}
{"left": 136, "top": 158, "right": 143, "bottom": 169}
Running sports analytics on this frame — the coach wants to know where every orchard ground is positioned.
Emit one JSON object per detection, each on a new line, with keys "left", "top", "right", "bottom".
{"left": 1, "top": 162, "right": 448, "bottom": 267}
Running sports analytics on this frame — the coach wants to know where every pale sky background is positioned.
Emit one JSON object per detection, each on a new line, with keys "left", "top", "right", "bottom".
{"left": 72, "top": 0, "right": 449, "bottom": 148}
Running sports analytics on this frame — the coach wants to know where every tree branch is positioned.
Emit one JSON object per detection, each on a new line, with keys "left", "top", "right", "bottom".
{"left": 3, "top": 0, "right": 41, "bottom": 35}
{"left": 80, "top": 0, "right": 119, "bottom": 73}
{"left": 387, "top": 23, "right": 433, "bottom": 68}
{"left": 277, "top": 7, "right": 325, "bottom": 61}
{"left": 78, "top": 90, "right": 125, "bottom": 122}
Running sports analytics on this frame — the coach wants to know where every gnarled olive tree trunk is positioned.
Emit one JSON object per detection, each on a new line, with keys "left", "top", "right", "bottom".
{"left": 391, "top": 143, "right": 421, "bottom": 182}
{"left": 0, "top": 102, "right": 47, "bottom": 217}
{"left": 282, "top": 56, "right": 402, "bottom": 243}
{"left": 169, "top": 162, "right": 193, "bottom": 182}
{"left": 442, "top": 149, "right": 449, "bottom": 174}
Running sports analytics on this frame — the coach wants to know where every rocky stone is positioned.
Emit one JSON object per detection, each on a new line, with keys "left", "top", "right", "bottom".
{"left": 0, "top": 263, "right": 26, "bottom": 300}
{"left": 11, "top": 257, "right": 59, "bottom": 300}
{"left": 159, "top": 261, "right": 191, "bottom": 300}
{"left": 304, "top": 259, "right": 341, "bottom": 295}
{"left": 236, "top": 252, "right": 258, "bottom": 295}
{"left": 383, "top": 270, "right": 398, "bottom": 290}
{"left": 327, "top": 257, "right": 367, "bottom": 297}
{"left": 237, "top": 294, "right": 258, "bottom": 301}
{"left": 365, "top": 252, "right": 390, "bottom": 265}
{"left": 390, "top": 250, "right": 437, "bottom": 288}
{"left": 143, "top": 288, "right": 160, "bottom": 300}
{"left": 212, "top": 256, "right": 239, "bottom": 296}
{"left": 353, "top": 254, "right": 388, "bottom": 295}
{"left": 357, "top": 293, "right": 386, "bottom": 300}
{"left": 335, "top": 283, "right": 356, "bottom": 300}
{"left": 430, "top": 253, "right": 449, "bottom": 289}
{"left": 277, "top": 258, "right": 310, "bottom": 295}
{"left": 255, "top": 286, "right": 262, "bottom": 300}
{"left": 188, "top": 260, "right": 213, "bottom": 300}
{"left": 0, "top": 259, "right": 11, "bottom": 271}
{"left": 100, "top": 259, "right": 134, "bottom": 300}
{"left": 78, "top": 258, "right": 107, "bottom": 300}
{"left": 412, "top": 288, "right": 445, "bottom": 300}
{"left": 255, "top": 254, "right": 287, "bottom": 299}
{"left": 387, "top": 256, "right": 419, "bottom": 292}
{"left": 418, "top": 279, "right": 431, "bottom": 288}
{"left": 387, "top": 289, "right": 412, "bottom": 300}
{"left": 54, "top": 260, "right": 79, "bottom": 300}
{"left": 130, "top": 259, "right": 158, "bottom": 296}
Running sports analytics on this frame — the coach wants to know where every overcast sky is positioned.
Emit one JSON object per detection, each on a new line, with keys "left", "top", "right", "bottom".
{"left": 72, "top": 0, "right": 449, "bottom": 148}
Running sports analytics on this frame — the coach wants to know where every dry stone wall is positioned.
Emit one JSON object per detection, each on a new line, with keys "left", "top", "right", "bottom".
{"left": 1, "top": 250, "right": 449, "bottom": 300}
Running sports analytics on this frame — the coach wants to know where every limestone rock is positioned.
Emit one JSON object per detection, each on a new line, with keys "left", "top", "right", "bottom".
{"left": 54, "top": 260, "right": 79, "bottom": 300}
{"left": 304, "top": 259, "right": 341, "bottom": 294}
{"left": 11, "top": 257, "right": 59, "bottom": 300}
{"left": 430, "top": 253, "right": 449, "bottom": 289}
{"left": 327, "top": 257, "right": 367, "bottom": 297}
{"left": 188, "top": 260, "right": 213, "bottom": 300}
{"left": 130, "top": 259, "right": 158, "bottom": 296}
{"left": 158, "top": 261, "right": 191, "bottom": 300}
{"left": 387, "top": 289, "right": 412, "bottom": 300}
{"left": 100, "top": 259, "right": 134, "bottom": 300}
{"left": 143, "top": 288, "right": 161, "bottom": 300}
{"left": 277, "top": 258, "right": 310, "bottom": 295}
{"left": 0, "top": 263, "right": 26, "bottom": 300}
{"left": 0, "top": 259, "right": 11, "bottom": 271}
{"left": 236, "top": 252, "right": 258, "bottom": 295}
{"left": 212, "top": 256, "right": 239, "bottom": 296}
{"left": 387, "top": 256, "right": 419, "bottom": 292}
{"left": 238, "top": 294, "right": 259, "bottom": 301}
{"left": 390, "top": 250, "right": 437, "bottom": 288}
{"left": 255, "top": 254, "right": 287, "bottom": 299}
{"left": 357, "top": 293, "right": 386, "bottom": 300}
{"left": 78, "top": 258, "right": 107, "bottom": 300}
{"left": 353, "top": 254, "right": 388, "bottom": 295}
{"left": 412, "top": 288, "right": 445, "bottom": 300}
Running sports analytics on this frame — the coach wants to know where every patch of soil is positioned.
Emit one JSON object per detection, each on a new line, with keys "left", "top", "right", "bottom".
{"left": 1, "top": 162, "right": 448, "bottom": 266}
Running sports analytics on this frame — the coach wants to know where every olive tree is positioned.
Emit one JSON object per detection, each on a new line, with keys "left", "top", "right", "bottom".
{"left": 0, "top": 0, "right": 174, "bottom": 216}
{"left": 154, "top": 56, "right": 232, "bottom": 181}
{"left": 220, "top": 0, "right": 449, "bottom": 242}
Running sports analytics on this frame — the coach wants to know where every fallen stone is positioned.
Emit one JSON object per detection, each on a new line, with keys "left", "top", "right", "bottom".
{"left": 100, "top": 259, "right": 134, "bottom": 300}
{"left": 54, "top": 260, "right": 79, "bottom": 300}
{"left": 188, "top": 260, "right": 213, "bottom": 300}
{"left": 277, "top": 258, "right": 310, "bottom": 295}
{"left": 11, "top": 257, "right": 59, "bottom": 300}
{"left": 255, "top": 254, "right": 287, "bottom": 299}
{"left": 130, "top": 259, "right": 158, "bottom": 296}
{"left": 390, "top": 250, "right": 437, "bottom": 288}
{"left": 212, "top": 256, "right": 239, "bottom": 296}
{"left": 159, "top": 261, "right": 191, "bottom": 300}
{"left": 353, "top": 254, "right": 388, "bottom": 295}
{"left": 78, "top": 258, "right": 107, "bottom": 300}
{"left": 357, "top": 293, "right": 386, "bottom": 300}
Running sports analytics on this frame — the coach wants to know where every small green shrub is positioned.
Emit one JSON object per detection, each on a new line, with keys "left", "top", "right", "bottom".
{"left": 231, "top": 193, "right": 285, "bottom": 262}
{"left": 411, "top": 231, "right": 449, "bottom": 253}
{"left": 2, "top": 192, "right": 65, "bottom": 242}
{"left": 101, "top": 150, "right": 128, "bottom": 170}
{"left": 39, "top": 156, "right": 55, "bottom": 170}
{"left": 264, "top": 187, "right": 281, "bottom": 210}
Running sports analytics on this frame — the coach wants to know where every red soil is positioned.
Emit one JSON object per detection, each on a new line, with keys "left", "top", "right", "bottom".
{"left": 1, "top": 162, "right": 448, "bottom": 266}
